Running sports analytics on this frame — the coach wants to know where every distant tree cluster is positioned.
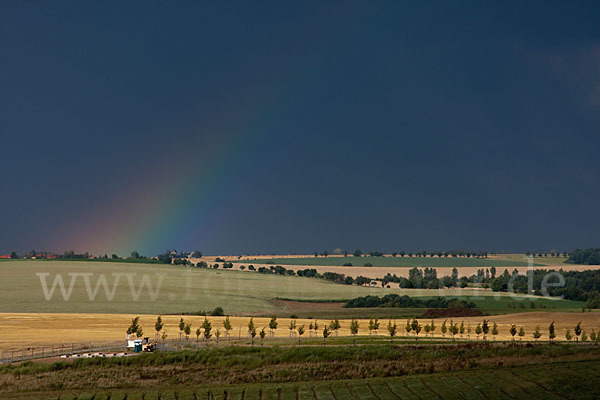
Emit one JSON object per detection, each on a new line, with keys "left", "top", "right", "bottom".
{"left": 315, "top": 249, "right": 490, "bottom": 258}
{"left": 526, "top": 251, "right": 568, "bottom": 257}
{"left": 344, "top": 294, "right": 476, "bottom": 309}
{"left": 565, "top": 248, "right": 600, "bottom": 265}
{"left": 255, "top": 266, "right": 373, "bottom": 286}
{"left": 383, "top": 267, "right": 461, "bottom": 289}
{"left": 488, "top": 269, "right": 600, "bottom": 304}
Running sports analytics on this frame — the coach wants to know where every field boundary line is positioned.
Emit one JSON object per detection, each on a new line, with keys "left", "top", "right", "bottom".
{"left": 401, "top": 380, "right": 423, "bottom": 400}
{"left": 477, "top": 373, "right": 516, "bottom": 399}
{"left": 344, "top": 382, "right": 359, "bottom": 400}
{"left": 508, "top": 371, "right": 566, "bottom": 399}
{"left": 491, "top": 372, "right": 534, "bottom": 398}
{"left": 437, "top": 375, "right": 471, "bottom": 399}
{"left": 366, "top": 383, "right": 381, "bottom": 400}
{"left": 328, "top": 385, "right": 338, "bottom": 400}
{"left": 524, "top": 369, "right": 569, "bottom": 400}
{"left": 455, "top": 376, "right": 486, "bottom": 399}
{"left": 419, "top": 377, "right": 443, "bottom": 400}
{"left": 383, "top": 381, "right": 401, "bottom": 399}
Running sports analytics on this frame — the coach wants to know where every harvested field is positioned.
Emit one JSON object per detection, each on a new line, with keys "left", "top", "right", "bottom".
{"left": 220, "top": 262, "right": 598, "bottom": 279}
{"left": 233, "top": 256, "right": 544, "bottom": 267}
{"left": 1, "top": 311, "right": 599, "bottom": 352}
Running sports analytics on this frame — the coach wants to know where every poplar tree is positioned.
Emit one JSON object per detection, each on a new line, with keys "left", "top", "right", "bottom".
{"left": 154, "top": 316, "right": 164, "bottom": 342}
{"left": 350, "top": 319, "right": 359, "bottom": 345}
{"left": 248, "top": 318, "right": 256, "bottom": 346}
{"left": 269, "top": 316, "right": 278, "bottom": 337}
{"left": 178, "top": 318, "right": 185, "bottom": 341}
{"left": 482, "top": 320, "right": 489, "bottom": 341}
{"left": 475, "top": 323, "right": 482, "bottom": 340}
{"left": 441, "top": 320, "right": 447, "bottom": 337}
{"left": 184, "top": 323, "right": 192, "bottom": 341}
{"left": 323, "top": 326, "right": 330, "bottom": 345}
{"left": 549, "top": 321, "right": 556, "bottom": 343}
{"left": 259, "top": 328, "right": 266, "bottom": 346}
{"left": 297, "top": 325, "right": 306, "bottom": 345}
{"left": 533, "top": 326, "right": 541, "bottom": 341}
{"left": 223, "top": 316, "right": 232, "bottom": 340}
{"left": 574, "top": 322, "right": 582, "bottom": 342}
{"left": 510, "top": 324, "right": 517, "bottom": 342}
{"left": 387, "top": 320, "right": 397, "bottom": 341}
{"left": 202, "top": 317, "right": 212, "bottom": 345}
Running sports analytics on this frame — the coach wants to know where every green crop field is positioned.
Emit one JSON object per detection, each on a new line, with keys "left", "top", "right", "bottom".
{"left": 3, "top": 344, "right": 599, "bottom": 399}
{"left": 28, "top": 363, "right": 598, "bottom": 400}
{"left": 237, "top": 256, "right": 546, "bottom": 267}
{"left": 0, "top": 261, "right": 582, "bottom": 315}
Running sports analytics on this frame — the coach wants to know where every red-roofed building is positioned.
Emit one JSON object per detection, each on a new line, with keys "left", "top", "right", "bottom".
{"left": 0, "top": 254, "right": 11, "bottom": 259}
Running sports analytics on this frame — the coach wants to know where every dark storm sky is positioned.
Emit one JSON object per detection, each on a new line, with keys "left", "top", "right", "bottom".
{"left": 1, "top": 1, "right": 599, "bottom": 256}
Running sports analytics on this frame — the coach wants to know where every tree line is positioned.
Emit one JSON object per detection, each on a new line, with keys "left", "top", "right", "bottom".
{"left": 129, "top": 316, "right": 600, "bottom": 347}
{"left": 344, "top": 294, "right": 476, "bottom": 309}
{"left": 565, "top": 248, "right": 600, "bottom": 265}
{"left": 312, "top": 249, "right": 491, "bottom": 258}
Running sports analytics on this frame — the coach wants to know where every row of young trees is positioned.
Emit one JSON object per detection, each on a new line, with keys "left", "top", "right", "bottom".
{"left": 129, "top": 316, "right": 600, "bottom": 346}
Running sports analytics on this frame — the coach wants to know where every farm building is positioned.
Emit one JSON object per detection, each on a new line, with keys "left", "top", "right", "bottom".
{"left": 0, "top": 254, "right": 11, "bottom": 259}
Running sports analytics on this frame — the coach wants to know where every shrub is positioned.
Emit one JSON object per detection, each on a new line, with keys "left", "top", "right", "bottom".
{"left": 211, "top": 307, "right": 224, "bottom": 316}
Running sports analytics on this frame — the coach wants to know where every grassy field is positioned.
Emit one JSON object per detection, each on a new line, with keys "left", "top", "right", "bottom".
{"left": 0, "top": 261, "right": 582, "bottom": 315}
{"left": 234, "top": 256, "right": 546, "bottom": 267}
{"left": 2, "top": 343, "right": 599, "bottom": 399}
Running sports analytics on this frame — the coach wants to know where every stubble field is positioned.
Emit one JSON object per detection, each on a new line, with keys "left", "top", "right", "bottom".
{"left": 1, "top": 311, "right": 598, "bottom": 352}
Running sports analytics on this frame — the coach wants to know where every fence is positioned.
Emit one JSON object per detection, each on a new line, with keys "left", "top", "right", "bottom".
{"left": 0, "top": 340, "right": 126, "bottom": 364}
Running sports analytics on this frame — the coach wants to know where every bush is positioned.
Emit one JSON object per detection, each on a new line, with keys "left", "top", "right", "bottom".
{"left": 211, "top": 307, "right": 225, "bottom": 316}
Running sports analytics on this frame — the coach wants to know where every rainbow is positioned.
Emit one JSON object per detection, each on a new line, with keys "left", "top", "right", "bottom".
{"left": 49, "top": 7, "right": 368, "bottom": 256}
{"left": 55, "top": 88, "right": 282, "bottom": 256}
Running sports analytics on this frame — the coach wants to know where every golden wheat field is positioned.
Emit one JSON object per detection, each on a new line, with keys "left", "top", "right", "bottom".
{"left": 1, "top": 312, "right": 598, "bottom": 352}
